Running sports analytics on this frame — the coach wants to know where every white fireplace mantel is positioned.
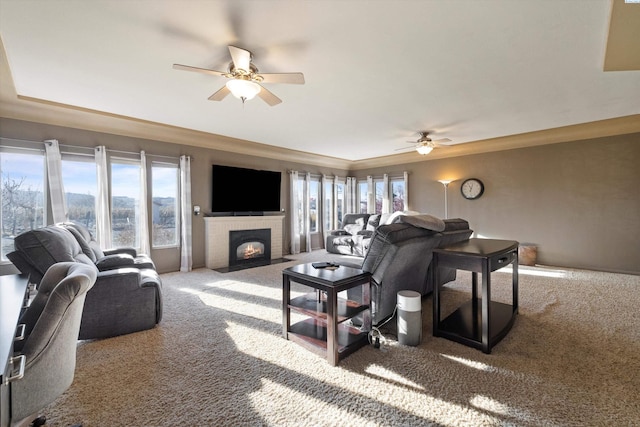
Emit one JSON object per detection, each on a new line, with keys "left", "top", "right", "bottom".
{"left": 204, "top": 215, "right": 285, "bottom": 269}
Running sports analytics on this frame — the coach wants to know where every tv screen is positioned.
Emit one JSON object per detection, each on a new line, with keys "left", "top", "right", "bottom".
{"left": 211, "top": 165, "right": 282, "bottom": 214}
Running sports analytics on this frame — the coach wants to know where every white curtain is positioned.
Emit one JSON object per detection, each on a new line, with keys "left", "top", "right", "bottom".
{"left": 403, "top": 171, "right": 410, "bottom": 211}
{"left": 345, "top": 177, "right": 357, "bottom": 215}
{"left": 333, "top": 175, "right": 340, "bottom": 228}
{"left": 138, "top": 150, "right": 151, "bottom": 255}
{"left": 95, "top": 146, "right": 112, "bottom": 249}
{"left": 382, "top": 174, "right": 390, "bottom": 214}
{"left": 44, "top": 139, "right": 67, "bottom": 223}
{"left": 179, "top": 155, "right": 193, "bottom": 272}
{"left": 304, "top": 172, "right": 311, "bottom": 252}
{"left": 289, "top": 170, "right": 301, "bottom": 254}
{"left": 367, "top": 175, "right": 375, "bottom": 214}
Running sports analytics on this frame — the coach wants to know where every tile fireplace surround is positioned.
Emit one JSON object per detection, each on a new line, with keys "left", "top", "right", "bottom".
{"left": 204, "top": 216, "right": 285, "bottom": 269}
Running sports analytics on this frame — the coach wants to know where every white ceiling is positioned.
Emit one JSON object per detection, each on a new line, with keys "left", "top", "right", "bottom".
{"left": 1, "top": 0, "right": 639, "bottom": 162}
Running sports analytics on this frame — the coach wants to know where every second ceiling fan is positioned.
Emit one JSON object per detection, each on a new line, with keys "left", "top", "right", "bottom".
{"left": 173, "top": 45, "right": 305, "bottom": 106}
{"left": 397, "top": 132, "right": 452, "bottom": 155}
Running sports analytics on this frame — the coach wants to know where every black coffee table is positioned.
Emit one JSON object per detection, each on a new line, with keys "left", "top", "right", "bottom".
{"left": 432, "top": 238, "right": 519, "bottom": 353}
{"left": 282, "top": 263, "right": 371, "bottom": 366}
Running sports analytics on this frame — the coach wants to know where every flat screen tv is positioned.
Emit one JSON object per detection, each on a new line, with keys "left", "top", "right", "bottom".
{"left": 211, "top": 165, "right": 282, "bottom": 215}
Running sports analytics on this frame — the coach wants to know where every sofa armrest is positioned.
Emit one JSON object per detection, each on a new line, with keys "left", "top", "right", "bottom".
{"left": 103, "top": 247, "right": 138, "bottom": 257}
{"left": 356, "top": 230, "right": 374, "bottom": 238}
{"left": 95, "top": 254, "right": 135, "bottom": 271}
{"left": 328, "top": 230, "right": 350, "bottom": 236}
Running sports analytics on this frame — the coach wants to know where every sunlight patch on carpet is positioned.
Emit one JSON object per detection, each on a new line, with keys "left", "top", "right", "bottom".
{"left": 499, "top": 265, "right": 568, "bottom": 278}
{"left": 364, "top": 364, "right": 425, "bottom": 391}
{"left": 178, "top": 287, "right": 281, "bottom": 323}
{"left": 249, "top": 378, "right": 371, "bottom": 425}
{"left": 469, "top": 394, "right": 562, "bottom": 427}
{"left": 224, "top": 321, "right": 496, "bottom": 425}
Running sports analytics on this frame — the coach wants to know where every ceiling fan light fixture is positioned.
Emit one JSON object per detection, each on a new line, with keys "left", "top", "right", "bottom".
{"left": 416, "top": 143, "right": 434, "bottom": 155}
{"left": 226, "top": 79, "right": 261, "bottom": 102}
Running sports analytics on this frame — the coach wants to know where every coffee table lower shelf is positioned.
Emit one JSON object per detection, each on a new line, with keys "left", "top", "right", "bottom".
{"left": 437, "top": 300, "right": 516, "bottom": 351}
{"left": 287, "top": 318, "right": 369, "bottom": 359}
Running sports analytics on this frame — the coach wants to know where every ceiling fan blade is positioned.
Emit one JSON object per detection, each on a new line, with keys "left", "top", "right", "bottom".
{"left": 173, "top": 64, "right": 226, "bottom": 77}
{"left": 228, "top": 45, "right": 251, "bottom": 72}
{"left": 257, "top": 85, "right": 282, "bottom": 106}
{"left": 259, "top": 72, "right": 305, "bottom": 84}
{"left": 433, "top": 138, "right": 453, "bottom": 147}
{"left": 395, "top": 146, "right": 416, "bottom": 152}
{"left": 208, "top": 85, "right": 231, "bottom": 101}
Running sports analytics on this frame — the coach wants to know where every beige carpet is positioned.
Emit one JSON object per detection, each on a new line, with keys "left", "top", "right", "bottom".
{"left": 43, "top": 251, "right": 639, "bottom": 426}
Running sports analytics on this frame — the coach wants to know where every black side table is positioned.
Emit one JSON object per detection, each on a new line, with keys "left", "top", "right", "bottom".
{"left": 283, "top": 263, "right": 371, "bottom": 366}
{"left": 433, "top": 238, "right": 518, "bottom": 354}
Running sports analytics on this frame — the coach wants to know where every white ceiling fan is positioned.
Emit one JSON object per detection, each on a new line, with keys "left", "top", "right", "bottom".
{"left": 396, "top": 131, "right": 452, "bottom": 155}
{"left": 173, "top": 45, "right": 305, "bottom": 106}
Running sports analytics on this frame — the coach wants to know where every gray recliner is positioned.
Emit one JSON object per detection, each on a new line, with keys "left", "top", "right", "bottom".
{"left": 11, "top": 262, "right": 97, "bottom": 426}
{"left": 58, "top": 221, "right": 156, "bottom": 271}
{"left": 339, "top": 214, "right": 447, "bottom": 325}
{"left": 7, "top": 225, "right": 163, "bottom": 339}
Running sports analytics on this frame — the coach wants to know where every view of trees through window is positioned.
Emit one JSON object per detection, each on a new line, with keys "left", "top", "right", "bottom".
{"left": 111, "top": 161, "right": 141, "bottom": 248}
{"left": 62, "top": 158, "right": 97, "bottom": 235}
{"left": 391, "top": 178, "right": 405, "bottom": 211}
{"left": 1, "top": 149, "right": 180, "bottom": 263}
{"left": 1, "top": 151, "right": 45, "bottom": 259}
{"left": 323, "top": 181, "right": 333, "bottom": 232}
{"left": 151, "top": 164, "right": 178, "bottom": 247}
{"left": 358, "top": 181, "right": 368, "bottom": 213}
{"left": 309, "top": 179, "right": 319, "bottom": 232}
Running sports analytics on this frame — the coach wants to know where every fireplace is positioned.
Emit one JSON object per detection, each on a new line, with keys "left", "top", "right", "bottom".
{"left": 228, "top": 228, "right": 271, "bottom": 269}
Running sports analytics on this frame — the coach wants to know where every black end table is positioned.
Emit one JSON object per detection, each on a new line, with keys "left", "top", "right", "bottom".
{"left": 433, "top": 238, "right": 518, "bottom": 354}
{"left": 283, "top": 263, "right": 371, "bottom": 366}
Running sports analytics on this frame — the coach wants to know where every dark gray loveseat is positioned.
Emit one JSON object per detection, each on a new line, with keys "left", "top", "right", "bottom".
{"left": 7, "top": 224, "right": 163, "bottom": 340}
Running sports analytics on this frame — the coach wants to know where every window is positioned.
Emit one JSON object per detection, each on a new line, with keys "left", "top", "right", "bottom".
{"left": 151, "top": 163, "right": 179, "bottom": 247}
{"left": 295, "top": 178, "right": 304, "bottom": 234}
{"left": 391, "top": 177, "right": 406, "bottom": 212}
{"left": 1, "top": 150, "right": 46, "bottom": 260}
{"left": 375, "top": 180, "right": 384, "bottom": 214}
{"left": 358, "top": 181, "right": 368, "bottom": 213}
{"left": 61, "top": 157, "right": 97, "bottom": 235}
{"left": 111, "top": 160, "right": 141, "bottom": 248}
{"left": 309, "top": 178, "right": 319, "bottom": 233}
{"left": 323, "top": 180, "right": 333, "bottom": 232}
{"left": 336, "top": 180, "right": 345, "bottom": 223}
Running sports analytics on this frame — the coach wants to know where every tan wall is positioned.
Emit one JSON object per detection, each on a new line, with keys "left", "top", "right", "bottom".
{"left": 355, "top": 133, "right": 640, "bottom": 274}
{"left": 2, "top": 118, "right": 638, "bottom": 274}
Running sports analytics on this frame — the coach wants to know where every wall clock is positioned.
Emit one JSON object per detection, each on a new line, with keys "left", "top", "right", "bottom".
{"left": 461, "top": 178, "right": 484, "bottom": 200}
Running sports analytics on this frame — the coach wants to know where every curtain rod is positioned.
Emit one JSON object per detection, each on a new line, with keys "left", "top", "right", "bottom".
{"left": 1, "top": 137, "right": 180, "bottom": 161}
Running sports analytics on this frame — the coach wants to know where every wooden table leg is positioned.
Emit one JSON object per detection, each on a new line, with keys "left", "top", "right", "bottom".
{"left": 282, "top": 274, "right": 290, "bottom": 339}
{"left": 481, "top": 260, "right": 491, "bottom": 354}
{"left": 432, "top": 254, "right": 441, "bottom": 337}
{"left": 326, "top": 287, "right": 338, "bottom": 366}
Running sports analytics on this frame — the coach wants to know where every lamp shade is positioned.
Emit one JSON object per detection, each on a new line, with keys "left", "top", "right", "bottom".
{"left": 226, "top": 79, "right": 261, "bottom": 100}
{"left": 416, "top": 144, "right": 433, "bottom": 155}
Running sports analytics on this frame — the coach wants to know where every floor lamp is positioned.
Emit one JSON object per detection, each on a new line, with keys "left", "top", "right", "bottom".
{"left": 437, "top": 180, "right": 452, "bottom": 219}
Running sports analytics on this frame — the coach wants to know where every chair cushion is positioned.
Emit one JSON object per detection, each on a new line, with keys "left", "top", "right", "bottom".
{"left": 343, "top": 220, "right": 364, "bottom": 235}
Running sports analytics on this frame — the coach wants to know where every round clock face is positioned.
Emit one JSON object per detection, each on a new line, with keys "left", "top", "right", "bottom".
{"left": 461, "top": 178, "right": 484, "bottom": 200}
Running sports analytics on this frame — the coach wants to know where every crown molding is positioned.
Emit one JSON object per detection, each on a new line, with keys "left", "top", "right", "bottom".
{"left": 350, "top": 114, "right": 640, "bottom": 170}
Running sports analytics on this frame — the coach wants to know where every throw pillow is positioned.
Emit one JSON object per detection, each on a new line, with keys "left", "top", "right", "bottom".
{"left": 393, "top": 214, "right": 446, "bottom": 232}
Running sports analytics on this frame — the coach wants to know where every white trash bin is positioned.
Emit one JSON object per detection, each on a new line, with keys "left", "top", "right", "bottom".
{"left": 397, "top": 290, "right": 422, "bottom": 346}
